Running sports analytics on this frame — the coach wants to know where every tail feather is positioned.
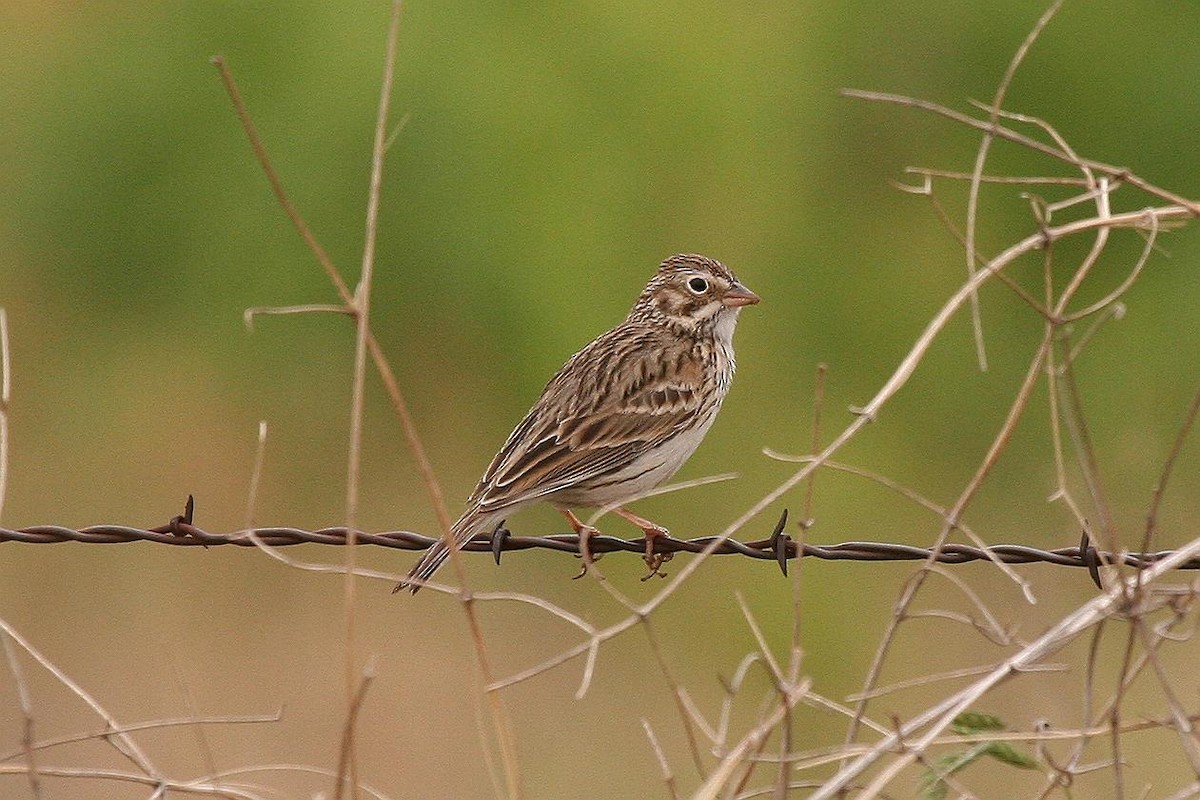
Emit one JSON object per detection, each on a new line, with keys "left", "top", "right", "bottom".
{"left": 395, "top": 508, "right": 504, "bottom": 594}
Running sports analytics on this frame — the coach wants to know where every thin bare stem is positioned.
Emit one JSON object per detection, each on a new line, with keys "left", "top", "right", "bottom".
{"left": 800, "top": 363, "right": 827, "bottom": 533}
{"left": 0, "top": 766, "right": 270, "bottom": 800}
{"left": 642, "top": 719, "right": 681, "bottom": 800}
{"left": 810, "top": 534, "right": 1200, "bottom": 800}
{"left": 1044, "top": 272, "right": 1095, "bottom": 540}
{"left": 213, "top": 31, "right": 521, "bottom": 798}
{"left": 1134, "top": 618, "right": 1200, "bottom": 775}
{"left": 844, "top": 176, "right": 1142, "bottom": 758}
{"left": 202, "top": 764, "right": 397, "bottom": 800}
{"left": 210, "top": 55, "right": 454, "bottom": 545}
{"left": 0, "top": 617, "right": 159, "bottom": 777}
{"left": 960, "top": 0, "right": 1064, "bottom": 370}
{"left": 244, "top": 421, "right": 268, "bottom": 531}
{"left": 763, "top": 453, "right": 1033, "bottom": 597}
{"left": 773, "top": 363, "right": 825, "bottom": 800}
{"left": 843, "top": 323, "right": 1054, "bottom": 758}
{"left": 243, "top": 304, "right": 352, "bottom": 330}
{"left": 1142, "top": 385, "right": 1200, "bottom": 558}
{"left": 640, "top": 619, "right": 708, "bottom": 779}
{"left": 1, "top": 630, "right": 40, "bottom": 798}
{"left": 210, "top": 58, "right": 349, "bottom": 298}
{"left": 1065, "top": 301, "right": 1126, "bottom": 365}
{"left": 165, "top": 651, "right": 218, "bottom": 784}
{"left": 906, "top": 166, "right": 1093, "bottom": 186}
{"left": 715, "top": 654, "right": 765, "bottom": 750}
{"left": 0, "top": 307, "right": 10, "bottom": 525}
{"left": 334, "top": 659, "right": 377, "bottom": 800}
{"left": 917, "top": 186, "right": 1047, "bottom": 316}
{"left": 1054, "top": 179, "right": 1113, "bottom": 319}
{"left": 847, "top": 662, "right": 1041, "bottom": 703}
{"left": 338, "top": 9, "right": 404, "bottom": 796}
{"left": 1055, "top": 334, "right": 1117, "bottom": 558}
{"left": 842, "top": 88, "right": 1200, "bottom": 215}
{"left": 922, "top": 565, "right": 1009, "bottom": 643}
{"left": 735, "top": 592, "right": 786, "bottom": 689}
{"left": 982, "top": 102, "right": 1098, "bottom": 191}
{"left": 0, "top": 712, "right": 282, "bottom": 763}
{"left": 692, "top": 679, "right": 813, "bottom": 800}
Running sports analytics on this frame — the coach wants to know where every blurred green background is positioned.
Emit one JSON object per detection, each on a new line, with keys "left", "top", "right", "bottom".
{"left": 3, "top": 2, "right": 1200, "bottom": 798}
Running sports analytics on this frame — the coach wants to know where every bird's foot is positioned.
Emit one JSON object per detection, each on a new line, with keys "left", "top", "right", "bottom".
{"left": 640, "top": 551, "right": 674, "bottom": 581}
{"left": 571, "top": 522, "right": 603, "bottom": 580}
{"left": 639, "top": 524, "right": 672, "bottom": 581}
{"left": 611, "top": 508, "right": 673, "bottom": 580}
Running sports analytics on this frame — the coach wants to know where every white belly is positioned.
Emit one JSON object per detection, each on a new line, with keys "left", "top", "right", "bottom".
{"left": 551, "top": 403, "right": 721, "bottom": 509}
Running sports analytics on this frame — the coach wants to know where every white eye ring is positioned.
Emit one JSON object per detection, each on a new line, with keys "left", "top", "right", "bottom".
{"left": 686, "top": 276, "right": 709, "bottom": 294}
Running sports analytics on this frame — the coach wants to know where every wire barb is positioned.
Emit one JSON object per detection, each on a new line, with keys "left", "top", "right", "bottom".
{"left": 1080, "top": 527, "right": 1102, "bottom": 590}
{"left": 491, "top": 522, "right": 509, "bottom": 565}
{"left": 769, "top": 508, "right": 791, "bottom": 577}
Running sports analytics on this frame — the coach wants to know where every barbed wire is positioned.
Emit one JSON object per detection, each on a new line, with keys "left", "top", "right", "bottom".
{"left": 3, "top": 500, "right": 1197, "bottom": 581}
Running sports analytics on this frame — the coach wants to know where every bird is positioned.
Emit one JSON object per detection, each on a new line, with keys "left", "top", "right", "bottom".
{"left": 397, "top": 253, "right": 759, "bottom": 593}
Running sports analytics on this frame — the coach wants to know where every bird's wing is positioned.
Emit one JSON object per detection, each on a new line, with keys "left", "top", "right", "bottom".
{"left": 467, "top": 325, "right": 711, "bottom": 511}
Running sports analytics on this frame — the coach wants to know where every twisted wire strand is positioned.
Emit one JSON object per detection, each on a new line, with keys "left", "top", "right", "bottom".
{"left": 2, "top": 504, "right": 1196, "bottom": 573}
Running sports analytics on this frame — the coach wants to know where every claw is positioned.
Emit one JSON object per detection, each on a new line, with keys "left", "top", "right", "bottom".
{"left": 570, "top": 528, "right": 603, "bottom": 579}
{"left": 558, "top": 507, "right": 603, "bottom": 579}
{"left": 611, "top": 507, "right": 672, "bottom": 580}
{"left": 640, "top": 550, "right": 673, "bottom": 581}
{"left": 637, "top": 522, "right": 671, "bottom": 580}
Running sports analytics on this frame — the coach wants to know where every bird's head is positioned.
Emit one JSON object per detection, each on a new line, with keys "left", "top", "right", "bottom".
{"left": 631, "top": 253, "right": 759, "bottom": 339}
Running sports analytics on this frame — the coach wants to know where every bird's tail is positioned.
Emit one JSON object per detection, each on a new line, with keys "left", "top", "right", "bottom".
{"left": 395, "top": 507, "right": 504, "bottom": 594}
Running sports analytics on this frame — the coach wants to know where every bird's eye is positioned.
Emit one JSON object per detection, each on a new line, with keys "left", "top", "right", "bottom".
{"left": 686, "top": 276, "right": 709, "bottom": 294}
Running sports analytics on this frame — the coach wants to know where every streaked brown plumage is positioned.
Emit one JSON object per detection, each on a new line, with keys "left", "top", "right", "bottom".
{"left": 398, "top": 253, "right": 758, "bottom": 593}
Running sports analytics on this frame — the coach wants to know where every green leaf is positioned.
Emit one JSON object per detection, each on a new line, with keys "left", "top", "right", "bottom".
{"left": 920, "top": 749, "right": 985, "bottom": 800}
{"left": 918, "top": 754, "right": 959, "bottom": 800}
{"left": 951, "top": 712, "right": 1006, "bottom": 735}
{"left": 922, "top": 712, "right": 1040, "bottom": 797}
{"left": 984, "top": 741, "right": 1039, "bottom": 770}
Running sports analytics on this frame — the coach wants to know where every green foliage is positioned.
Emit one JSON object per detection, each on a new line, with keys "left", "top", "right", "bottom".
{"left": 920, "top": 712, "right": 1039, "bottom": 799}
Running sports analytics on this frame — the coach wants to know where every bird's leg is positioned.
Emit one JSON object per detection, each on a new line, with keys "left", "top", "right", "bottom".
{"left": 613, "top": 507, "right": 672, "bottom": 579}
{"left": 558, "top": 507, "right": 601, "bottom": 579}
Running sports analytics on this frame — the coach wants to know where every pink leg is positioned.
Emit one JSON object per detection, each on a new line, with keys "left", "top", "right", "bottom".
{"left": 557, "top": 507, "right": 601, "bottom": 578}
{"left": 613, "top": 508, "right": 672, "bottom": 579}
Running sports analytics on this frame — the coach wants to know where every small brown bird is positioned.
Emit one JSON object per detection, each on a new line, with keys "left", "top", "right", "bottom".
{"left": 399, "top": 253, "right": 758, "bottom": 592}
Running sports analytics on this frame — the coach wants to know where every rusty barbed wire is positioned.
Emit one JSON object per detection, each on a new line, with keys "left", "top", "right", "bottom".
{"left": 2, "top": 500, "right": 1197, "bottom": 578}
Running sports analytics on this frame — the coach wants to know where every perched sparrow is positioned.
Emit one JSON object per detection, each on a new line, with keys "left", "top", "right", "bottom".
{"left": 399, "top": 253, "right": 758, "bottom": 593}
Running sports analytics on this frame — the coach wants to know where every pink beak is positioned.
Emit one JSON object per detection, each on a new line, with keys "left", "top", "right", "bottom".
{"left": 722, "top": 282, "right": 760, "bottom": 308}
